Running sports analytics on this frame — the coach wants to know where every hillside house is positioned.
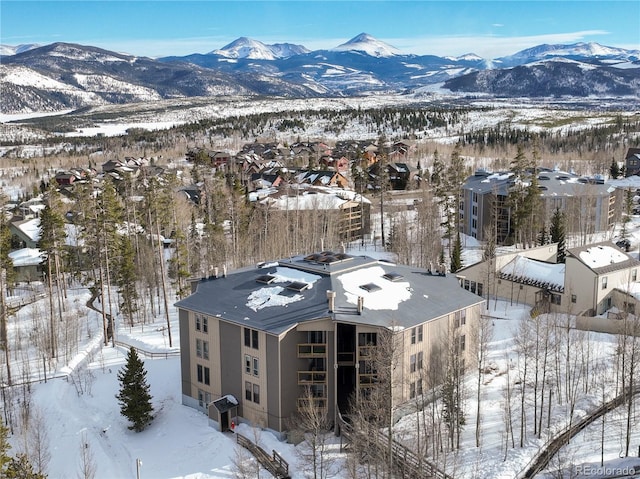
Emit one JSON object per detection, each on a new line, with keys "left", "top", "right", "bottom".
{"left": 249, "top": 186, "right": 372, "bottom": 241}
{"left": 624, "top": 148, "right": 640, "bottom": 177}
{"left": 296, "top": 170, "right": 349, "bottom": 189}
{"left": 176, "top": 251, "right": 483, "bottom": 434}
{"left": 458, "top": 241, "right": 640, "bottom": 318}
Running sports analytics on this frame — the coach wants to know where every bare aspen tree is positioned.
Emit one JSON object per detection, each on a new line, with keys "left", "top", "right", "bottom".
{"left": 77, "top": 431, "right": 97, "bottom": 479}
{"left": 289, "top": 385, "right": 335, "bottom": 479}
{"left": 473, "top": 314, "right": 493, "bottom": 447}
{"left": 26, "top": 408, "right": 50, "bottom": 477}
{"left": 502, "top": 354, "right": 515, "bottom": 460}
{"left": 515, "top": 314, "right": 534, "bottom": 447}
{"left": 231, "top": 445, "right": 260, "bottom": 479}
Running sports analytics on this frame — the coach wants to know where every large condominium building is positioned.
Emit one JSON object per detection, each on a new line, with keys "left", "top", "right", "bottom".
{"left": 461, "top": 169, "right": 617, "bottom": 243}
{"left": 175, "top": 251, "right": 484, "bottom": 434}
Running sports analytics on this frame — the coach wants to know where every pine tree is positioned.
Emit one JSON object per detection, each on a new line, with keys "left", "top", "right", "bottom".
{"left": 115, "top": 235, "right": 138, "bottom": 327}
{"left": 1, "top": 424, "right": 45, "bottom": 478}
{"left": 610, "top": 158, "right": 620, "bottom": 179}
{"left": 116, "top": 347, "right": 154, "bottom": 432}
{"left": 39, "top": 188, "right": 67, "bottom": 359}
{"left": 450, "top": 231, "right": 462, "bottom": 273}
{"left": 550, "top": 207, "right": 566, "bottom": 263}
{"left": 0, "top": 422, "right": 11, "bottom": 473}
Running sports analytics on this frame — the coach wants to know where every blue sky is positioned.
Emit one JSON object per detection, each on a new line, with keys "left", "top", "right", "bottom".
{"left": 1, "top": 1, "right": 639, "bottom": 59}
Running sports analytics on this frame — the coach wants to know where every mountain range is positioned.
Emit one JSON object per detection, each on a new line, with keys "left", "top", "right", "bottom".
{"left": 1, "top": 33, "right": 639, "bottom": 115}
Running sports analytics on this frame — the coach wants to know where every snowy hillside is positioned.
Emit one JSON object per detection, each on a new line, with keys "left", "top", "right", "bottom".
{"left": 1, "top": 221, "right": 638, "bottom": 479}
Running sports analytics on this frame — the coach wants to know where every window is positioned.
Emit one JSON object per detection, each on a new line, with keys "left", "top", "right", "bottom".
{"left": 245, "top": 382, "right": 260, "bottom": 404}
{"left": 197, "top": 365, "right": 210, "bottom": 385}
{"left": 252, "top": 384, "right": 260, "bottom": 404}
{"left": 245, "top": 354, "right": 251, "bottom": 374}
{"left": 410, "top": 354, "right": 416, "bottom": 373}
{"left": 571, "top": 294, "right": 577, "bottom": 303}
{"left": 202, "top": 317, "right": 208, "bottom": 333}
{"left": 417, "top": 351, "right": 423, "bottom": 370}
{"left": 244, "top": 328, "right": 259, "bottom": 349}
{"left": 457, "top": 335, "right": 466, "bottom": 353}
{"left": 245, "top": 355, "right": 258, "bottom": 376}
{"left": 196, "top": 339, "right": 202, "bottom": 358}
{"left": 417, "top": 378, "right": 423, "bottom": 396}
{"left": 410, "top": 328, "right": 416, "bottom": 344}
{"left": 551, "top": 294, "right": 561, "bottom": 305}
{"left": 195, "top": 314, "right": 201, "bottom": 331}
{"left": 198, "top": 389, "right": 211, "bottom": 408}
{"left": 602, "top": 277, "right": 608, "bottom": 290}
{"left": 455, "top": 310, "right": 466, "bottom": 328}
{"left": 417, "top": 325, "right": 423, "bottom": 342}
{"left": 410, "top": 381, "right": 416, "bottom": 399}
{"left": 203, "top": 341, "right": 209, "bottom": 360}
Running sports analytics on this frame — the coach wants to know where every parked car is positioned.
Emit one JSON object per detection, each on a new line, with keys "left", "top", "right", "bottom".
{"left": 616, "top": 239, "right": 631, "bottom": 251}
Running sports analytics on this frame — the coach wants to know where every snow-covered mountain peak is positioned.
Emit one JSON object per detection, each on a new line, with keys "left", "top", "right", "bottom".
{"left": 332, "top": 33, "right": 401, "bottom": 57}
{"left": 500, "top": 41, "right": 640, "bottom": 64}
{"left": 211, "top": 37, "right": 277, "bottom": 60}
{"left": 210, "top": 37, "right": 309, "bottom": 60}
{"left": 0, "top": 43, "right": 41, "bottom": 56}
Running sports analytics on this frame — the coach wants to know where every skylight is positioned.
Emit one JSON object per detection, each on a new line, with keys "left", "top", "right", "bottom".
{"left": 256, "top": 274, "right": 276, "bottom": 284}
{"left": 360, "top": 283, "right": 382, "bottom": 292}
{"left": 286, "top": 281, "right": 309, "bottom": 292}
{"left": 382, "top": 272, "right": 404, "bottom": 282}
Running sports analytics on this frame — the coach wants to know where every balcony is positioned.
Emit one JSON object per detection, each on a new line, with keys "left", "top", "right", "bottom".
{"left": 297, "top": 343, "right": 327, "bottom": 358}
{"left": 297, "top": 371, "right": 327, "bottom": 384}
{"left": 358, "top": 373, "right": 378, "bottom": 385}
{"left": 297, "top": 397, "right": 327, "bottom": 410}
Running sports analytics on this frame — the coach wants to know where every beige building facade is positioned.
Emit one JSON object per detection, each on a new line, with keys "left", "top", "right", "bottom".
{"left": 177, "top": 252, "right": 484, "bottom": 434}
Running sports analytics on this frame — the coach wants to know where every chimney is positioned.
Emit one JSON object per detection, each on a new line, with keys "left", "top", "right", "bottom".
{"left": 214, "top": 266, "right": 219, "bottom": 278}
{"left": 327, "top": 290, "right": 336, "bottom": 313}
{"left": 357, "top": 296, "right": 364, "bottom": 315}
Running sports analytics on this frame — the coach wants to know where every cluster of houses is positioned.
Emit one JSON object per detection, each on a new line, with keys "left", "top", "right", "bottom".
{"left": 6, "top": 156, "right": 171, "bottom": 282}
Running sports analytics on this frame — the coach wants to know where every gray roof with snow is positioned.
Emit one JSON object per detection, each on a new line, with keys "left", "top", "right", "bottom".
{"left": 175, "top": 252, "right": 484, "bottom": 335}
{"left": 463, "top": 170, "right": 613, "bottom": 197}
